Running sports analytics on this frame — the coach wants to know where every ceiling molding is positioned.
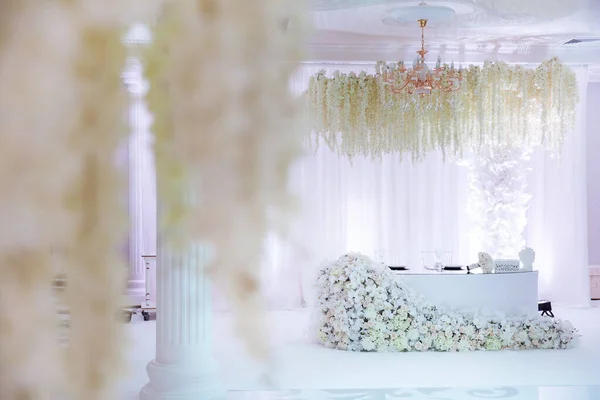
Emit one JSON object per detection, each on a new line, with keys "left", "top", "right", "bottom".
{"left": 312, "top": 0, "right": 585, "bottom": 21}
{"left": 305, "top": 41, "right": 600, "bottom": 65}
{"left": 308, "top": 0, "right": 599, "bottom": 70}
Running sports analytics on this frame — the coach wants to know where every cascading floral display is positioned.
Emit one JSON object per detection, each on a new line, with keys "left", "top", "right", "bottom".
{"left": 316, "top": 253, "right": 577, "bottom": 352}
{"left": 308, "top": 58, "right": 578, "bottom": 160}
{"left": 144, "top": 0, "right": 305, "bottom": 359}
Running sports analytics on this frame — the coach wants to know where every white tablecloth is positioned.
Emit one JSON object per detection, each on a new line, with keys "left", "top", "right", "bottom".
{"left": 395, "top": 270, "right": 539, "bottom": 317}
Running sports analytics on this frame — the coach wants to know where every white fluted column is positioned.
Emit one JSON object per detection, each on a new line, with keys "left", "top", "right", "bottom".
{"left": 139, "top": 241, "right": 224, "bottom": 399}
{"left": 131, "top": 25, "right": 222, "bottom": 396}
{"left": 124, "top": 56, "right": 157, "bottom": 304}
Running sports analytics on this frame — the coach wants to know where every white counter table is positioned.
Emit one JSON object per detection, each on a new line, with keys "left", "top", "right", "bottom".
{"left": 394, "top": 270, "right": 539, "bottom": 317}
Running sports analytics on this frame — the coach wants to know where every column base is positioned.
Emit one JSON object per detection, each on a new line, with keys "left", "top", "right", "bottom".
{"left": 139, "top": 359, "right": 225, "bottom": 400}
{"left": 127, "top": 279, "right": 146, "bottom": 305}
{"left": 126, "top": 293, "right": 146, "bottom": 306}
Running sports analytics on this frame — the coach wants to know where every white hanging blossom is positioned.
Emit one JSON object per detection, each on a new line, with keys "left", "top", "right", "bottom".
{"left": 0, "top": 0, "right": 140, "bottom": 398}
{"left": 307, "top": 58, "right": 578, "bottom": 161}
{"left": 144, "top": 0, "right": 306, "bottom": 360}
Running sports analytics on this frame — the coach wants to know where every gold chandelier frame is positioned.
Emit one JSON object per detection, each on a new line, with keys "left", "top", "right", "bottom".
{"left": 380, "top": 19, "right": 463, "bottom": 96}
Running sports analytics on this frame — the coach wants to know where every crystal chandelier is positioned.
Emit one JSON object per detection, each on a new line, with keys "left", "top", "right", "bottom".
{"left": 380, "top": 18, "right": 463, "bottom": 96}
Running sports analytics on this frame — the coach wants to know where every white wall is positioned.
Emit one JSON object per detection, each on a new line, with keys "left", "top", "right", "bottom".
{"left": 587, "top": 82, "right": 600, "bottom": 267}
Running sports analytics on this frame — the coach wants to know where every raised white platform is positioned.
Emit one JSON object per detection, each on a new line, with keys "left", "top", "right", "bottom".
{"left": 120, "top": 305, "right": 600, "bottom": 398}
{"left": 394, "top": 270, "right": 539, "bottom": 316}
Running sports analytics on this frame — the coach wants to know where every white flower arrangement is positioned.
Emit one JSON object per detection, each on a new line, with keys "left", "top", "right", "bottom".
{"left": 315, "top": 253, "right": 577, "bottom": 352}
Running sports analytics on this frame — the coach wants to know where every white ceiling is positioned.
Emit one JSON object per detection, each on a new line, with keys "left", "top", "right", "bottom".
{"left": 304, "top": 0, "right": 600, "bottom": 75}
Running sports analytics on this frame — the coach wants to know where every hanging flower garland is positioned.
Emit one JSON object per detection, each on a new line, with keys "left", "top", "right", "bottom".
{"left": 0, "top": 2, "right": 80, "bottom": 397}
{"left": 0, "top": 0, "right": 148, "bottom": 398}
{"left": 144, "top": 0, "right": 306, "bottom": 361}
{"left": 62, "top": 22, "right": 129, "bottom": 400}
{"left": 307, "top": 58, "right": 578, "bottom": 160}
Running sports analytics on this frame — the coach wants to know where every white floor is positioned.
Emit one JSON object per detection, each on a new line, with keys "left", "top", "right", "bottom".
{"left": 121, "top": 305, "right": 600, "bottom": 399}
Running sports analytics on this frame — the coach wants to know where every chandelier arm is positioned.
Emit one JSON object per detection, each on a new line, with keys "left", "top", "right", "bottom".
{"left": 396, "top": 81, "right": 411, "bottom": 92}
{"left": 388, "top": 81, "right": 411, "bottom": 93}
{"left": 383, "top": 73, "right": 412, "bottom": 93}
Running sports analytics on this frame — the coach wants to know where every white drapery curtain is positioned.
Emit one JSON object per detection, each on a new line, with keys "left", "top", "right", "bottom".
{"left": 287, "top": 143, "right": 471, "bottom": 307}
{"left": 525, "top": 66, "right": 590, "bottom": 308}
{"left": 256, "top": 63, "right": 591, "bottom": 309}
{"left": 255, "top": 64, "right": 471, "bottom": 309}
{"left": 128, "top": 62, "right": 591, "bottom": 310}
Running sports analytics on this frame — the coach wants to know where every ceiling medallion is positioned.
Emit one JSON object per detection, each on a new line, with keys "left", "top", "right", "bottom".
{"left": 384, "top": 1, "right": 463, "bottom": 26}
{"left": 379, "top": 17, "right": 463, "bottom": 96}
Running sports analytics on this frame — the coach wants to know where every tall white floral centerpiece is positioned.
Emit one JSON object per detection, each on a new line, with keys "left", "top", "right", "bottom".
{"left": 463, "top": 145, "right": 533, "bottom": 259}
